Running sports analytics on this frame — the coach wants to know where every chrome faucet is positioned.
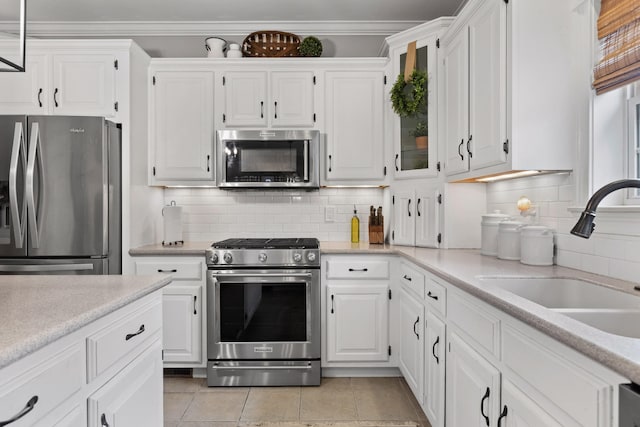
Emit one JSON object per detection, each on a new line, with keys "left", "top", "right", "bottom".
{"left": 571, "top": 179, "right": 640, "bottom": 238}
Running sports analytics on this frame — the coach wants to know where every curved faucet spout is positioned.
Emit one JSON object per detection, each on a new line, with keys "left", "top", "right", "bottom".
{"left": 571, "top": 179, "right": 640, "bottom": 238}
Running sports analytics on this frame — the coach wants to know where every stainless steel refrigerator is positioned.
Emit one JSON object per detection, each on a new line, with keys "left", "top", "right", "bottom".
{"left": 0, "top": 115, "right": 121, "bottom": 274}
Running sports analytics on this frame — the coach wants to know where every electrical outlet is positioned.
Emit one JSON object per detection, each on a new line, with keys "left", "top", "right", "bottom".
{"left": 325, "top": 206, "right": 336, "bottom": 222}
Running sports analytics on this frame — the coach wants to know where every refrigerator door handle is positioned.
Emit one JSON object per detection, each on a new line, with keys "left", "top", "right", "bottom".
{"left": 9, "top": 122, "right": 27, "bottom": 248}
{"left": 0, "top": 263, "right": 95, "bottom": 272}
{"left": 26, "top": 122, "right": 43, "bottom": 249}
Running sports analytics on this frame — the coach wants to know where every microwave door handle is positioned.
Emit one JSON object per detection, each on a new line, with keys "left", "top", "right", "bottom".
{"left": 9, "top": 122, "right": 26, "bottom": 248}
{"left": 303, "top": 140, "right": 309, "bottom": 182}
{"left": 26, "top": 122, "right": 43, "bottom": 248}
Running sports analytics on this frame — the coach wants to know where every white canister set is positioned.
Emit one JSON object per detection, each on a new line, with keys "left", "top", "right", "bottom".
{"left": 481, "top": 211, "right": 554, "bottom": 266}
{"left": 205, "top": 37, "right": 242, "bottom": 58}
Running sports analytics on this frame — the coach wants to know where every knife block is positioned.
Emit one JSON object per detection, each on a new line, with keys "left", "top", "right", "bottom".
{"left": 368, "top": 212, "right": 384, "bottom": 244}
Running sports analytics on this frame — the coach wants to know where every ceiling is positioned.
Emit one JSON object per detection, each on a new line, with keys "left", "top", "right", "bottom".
{"left": 0, "top": 0, "right": 468, "bottom": 36}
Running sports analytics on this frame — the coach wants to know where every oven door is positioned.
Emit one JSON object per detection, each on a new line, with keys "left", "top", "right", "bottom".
{"left": 207, "top": 269, "right": 320, "bottom": 360}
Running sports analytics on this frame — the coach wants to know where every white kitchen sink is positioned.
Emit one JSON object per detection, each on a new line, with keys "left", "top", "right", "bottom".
{"left": 478, "top": 277, "right": 640, "bottom": 309}
{"left": 553, "top": 309, "right": 640, "bottom": 339}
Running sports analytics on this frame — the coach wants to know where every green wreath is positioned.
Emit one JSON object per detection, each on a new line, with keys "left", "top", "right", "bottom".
{"left": 390, "top": 69, "right": 428, "bottom": 117}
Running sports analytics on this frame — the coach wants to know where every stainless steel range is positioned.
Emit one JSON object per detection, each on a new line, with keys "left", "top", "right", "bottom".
{"left": 206, "top": 238, "right": 320, "bottom": 386}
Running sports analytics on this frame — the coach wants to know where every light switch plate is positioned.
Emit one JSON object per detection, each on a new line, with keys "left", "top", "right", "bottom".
{"left": 325, "top": 206, "right": 336, "bottom": 222}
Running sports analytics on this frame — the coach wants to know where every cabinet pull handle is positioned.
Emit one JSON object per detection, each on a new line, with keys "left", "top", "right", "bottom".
{"left": 427, "top": 291, "right": 438, "bottom": 300}
{"left": 0, "top": 395, "right": 38, "bottom": 426}
{"left": 331, "top": 294, "right": 335, "bottom": 314}
{"left": 497, "top": 405, "right": 508, "bottom": 427}
{"left": 207, "top": 155, "right": 210, "bottom": 172}
{"left": 467, "top": 135, "right": 473, "bottom": 158}
{"left": 458, "top": 139, "right": 464, "bottom": 160}
{"left": 480, "top": 387, "right": 490, "bottom": 426}
{"left": 194, "top": 295, "right": 197, "bottom": 315}
{"left": 403, "top": 274, "right": 412, "bottom": 281}
{"left": 328, "top": 155, "right": 332, "bottom": 172}
{"left": 407, "top": 199, "right": 412, "bottom": 217}
{"left": 417, "top": 198, "right": 422, "bottom": 217}
{"left": 348, "top": 268, "right": 368, "bottom": 272}
{"left": 260, "top": 101, "right": 264, "bottom": 118}
{"left": 125, "top": 324, "right": 145, "bottom": 341}
{"left": 274, "top": 101, "right": 278, "bottom": 119}
{"left": 395, "top": 154, "right": 399, "bottom": 171}
{"left": 413, "top": 317, "right": 420, "bottom": 339}
{"left": 157, "top": 269, "right": 177, "bottom": 273}
{"left": 37, "top": 88, "right": 43, "bottom": 107}
{"left": 53, "top": 88, "right": 59, "bottom": 107}
{"left": 432, "top": 336, "right": 440, "bottom": 364}
{"left": 101, "top": 413, "right": 110, "bottom": 427}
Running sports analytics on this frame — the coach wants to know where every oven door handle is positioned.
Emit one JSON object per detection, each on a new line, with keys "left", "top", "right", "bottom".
{"left": 211, "top": 364, "right": 313, "bottom": 371}
{"left": 212, "top": 273, "right": 313, "bottom": 278}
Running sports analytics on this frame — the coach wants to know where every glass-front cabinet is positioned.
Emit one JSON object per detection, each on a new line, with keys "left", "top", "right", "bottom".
{"left": 386, "top": 20, "right": 451, "bottom": 179}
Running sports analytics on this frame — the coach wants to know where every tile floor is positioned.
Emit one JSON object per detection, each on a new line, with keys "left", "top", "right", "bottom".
{"left": 164, "top": 376, "right": 432, "bottom": 427}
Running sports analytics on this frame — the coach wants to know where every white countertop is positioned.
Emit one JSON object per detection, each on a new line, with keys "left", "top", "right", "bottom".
{"left": 130, "top": 240, "right": 640, "bottom": 383}
{"left": 0, "top": 274, "right": 172, "bottom": 369}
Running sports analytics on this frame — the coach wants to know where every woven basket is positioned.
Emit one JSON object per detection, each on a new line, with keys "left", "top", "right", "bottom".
{"left": 242, "top": 31, "right": 301, "bottom": 57}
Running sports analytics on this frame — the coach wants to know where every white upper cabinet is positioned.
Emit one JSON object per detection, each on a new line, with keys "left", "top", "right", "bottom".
{"left": 0, "top": 54, "right": 48, "bottom": 115}
{"left": 51, "top": 54, "right": 117, "bottom": 117}
{"left": 271, "top": 71, "right": 315, "bottom": 127}
{"left": 391, "top": 183, "right": 441, "bottom": 248}
{"left": 443, "top": 0, "right": 576, "bottom": 181}
{"left": 324, "top": 70, "right": 385, "bottom": 182}
{"left": 223, "top": 71, "right": 268, "bottom": 127}
{"left": 149, "top": 69, "right": 214, "bottom": 184}
{"left": 385, "top": 19, "right": 453, "bottom": 179}
{"left": 222, "top": 70, "right": 315, "bottom": 128}
{"left": 0, "top": 47, "right": 118, "bottom": 118}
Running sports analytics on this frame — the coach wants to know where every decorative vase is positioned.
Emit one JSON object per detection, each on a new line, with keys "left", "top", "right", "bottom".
{"left": 415, "top": 136, "right": 428, "bottom": 149}
{"left": 205, "top": 37, "right": 227, "bottom": 58}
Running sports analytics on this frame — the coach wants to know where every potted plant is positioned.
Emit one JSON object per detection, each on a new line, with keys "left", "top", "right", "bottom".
{"left": 299, "top": 36, "right": 323, "bottom": 57}
{"left": 411, "top": 120, "right": 428, "bottom": 149}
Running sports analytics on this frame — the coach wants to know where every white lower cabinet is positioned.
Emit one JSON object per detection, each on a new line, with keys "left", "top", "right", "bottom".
{"left": 322, "top": 255, "right": 394, "bottom": 368}
{"left": 499, "top": 379, "right": 564, "bottom": 427}
{"left": 88, "top": 341, "right": 163, "bottom": 427}
{"left": 134, "top": 256, "right": 206, "bottom": 367}
{"left": 0, "top": 291, "right": 164, "bottom": 427}
{"left": 446, "top": 330, "right": 501, "bottom": 427}
{"left": 326, "top": 283, "right": 389, "bottom": 362}
{"left": 424, "top": 311, "right": 445, "bottom": 427}
{"left": 399, "top": 287, "right": 424, "bottom": 399}
{"left": 162, "top": 285, "right": 202, "bottom": 363}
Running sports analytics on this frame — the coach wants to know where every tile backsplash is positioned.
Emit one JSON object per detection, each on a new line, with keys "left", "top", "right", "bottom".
{"left": 164, "top": 187, "right": 385, "bottom": 243}
{"left": 487, "top": 173, "right": 640, "bottom": 284}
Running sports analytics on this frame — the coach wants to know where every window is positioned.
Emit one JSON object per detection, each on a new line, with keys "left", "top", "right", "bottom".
{"left": 628, "top": 92, "right": 640, "bottom": 201}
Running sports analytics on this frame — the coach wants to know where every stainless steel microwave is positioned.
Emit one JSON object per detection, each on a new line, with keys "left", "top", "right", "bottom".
{"left": 216, "top": 130, "right": 320, "bottom": 189}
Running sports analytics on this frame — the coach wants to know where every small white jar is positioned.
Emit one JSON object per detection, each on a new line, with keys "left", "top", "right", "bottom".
{"left": 481, "top": 211, "right": 510, "bottom": 256}
{"left": 497, "top": 221, "right": 524, "bottom": 260}
{"left": 520, "top": 225, "right": 554, "bottom": 266}
{"left": 226, "top": 43, "right": 242, "bottom": 58}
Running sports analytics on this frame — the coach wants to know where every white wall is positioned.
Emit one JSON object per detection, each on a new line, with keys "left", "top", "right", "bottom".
{"left": 487, "top": 173, "right": 640, "bottom": 284}
{"left": 164, "top": 187, "right": 386, "bottom": 242}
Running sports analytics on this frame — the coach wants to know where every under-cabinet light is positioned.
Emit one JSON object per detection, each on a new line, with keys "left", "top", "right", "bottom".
{"left": 475, "top": 171, "right": 543, "bottom": 182}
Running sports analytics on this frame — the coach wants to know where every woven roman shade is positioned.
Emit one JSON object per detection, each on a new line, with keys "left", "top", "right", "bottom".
{"left": 593, "top": 0, "right": 640, "bottom": 94}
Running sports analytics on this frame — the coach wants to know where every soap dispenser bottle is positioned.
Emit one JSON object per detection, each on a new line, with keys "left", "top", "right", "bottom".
{"left": 351, "top": 205, "right": 360, "bottom": 243}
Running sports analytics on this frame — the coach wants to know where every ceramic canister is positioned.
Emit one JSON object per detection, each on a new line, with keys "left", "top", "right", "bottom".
{"left": 497, "top": 220, "right": 524, "bottom": 260}
{"left": 480, "top": 211, "right": 511, "bottom": 256}
{"left": 226, "top": 43, "right": 242, "bottom": 58}
{"left": 205, "top": 37, "right": 227, "bottom": 58}
{"left": 520, "top": 225, "right": 555, "bottom": 266}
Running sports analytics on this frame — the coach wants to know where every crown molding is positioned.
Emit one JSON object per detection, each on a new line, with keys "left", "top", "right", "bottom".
{"left": 0, "top": 20, "right": 424, "bottom": 37}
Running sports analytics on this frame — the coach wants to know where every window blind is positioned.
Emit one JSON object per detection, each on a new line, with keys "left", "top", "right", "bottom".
{"left": 593, "top": 0, "right": 640, "bottom": 94}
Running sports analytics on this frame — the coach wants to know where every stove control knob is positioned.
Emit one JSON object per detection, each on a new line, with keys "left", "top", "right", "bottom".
{"left": 223, "top": 252, "right": 233, "bottom": 264}
{"left": 210, "top": 253, "right": 219, "bottom": 264}
{"left": 258, "top": 253, "right": 268, "bottom": 263}
{"left": 307, "top": 252, "right": 316, "bottom": 262}
{"left": 293, "top": 253, "right": 303, "bottom": 262}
